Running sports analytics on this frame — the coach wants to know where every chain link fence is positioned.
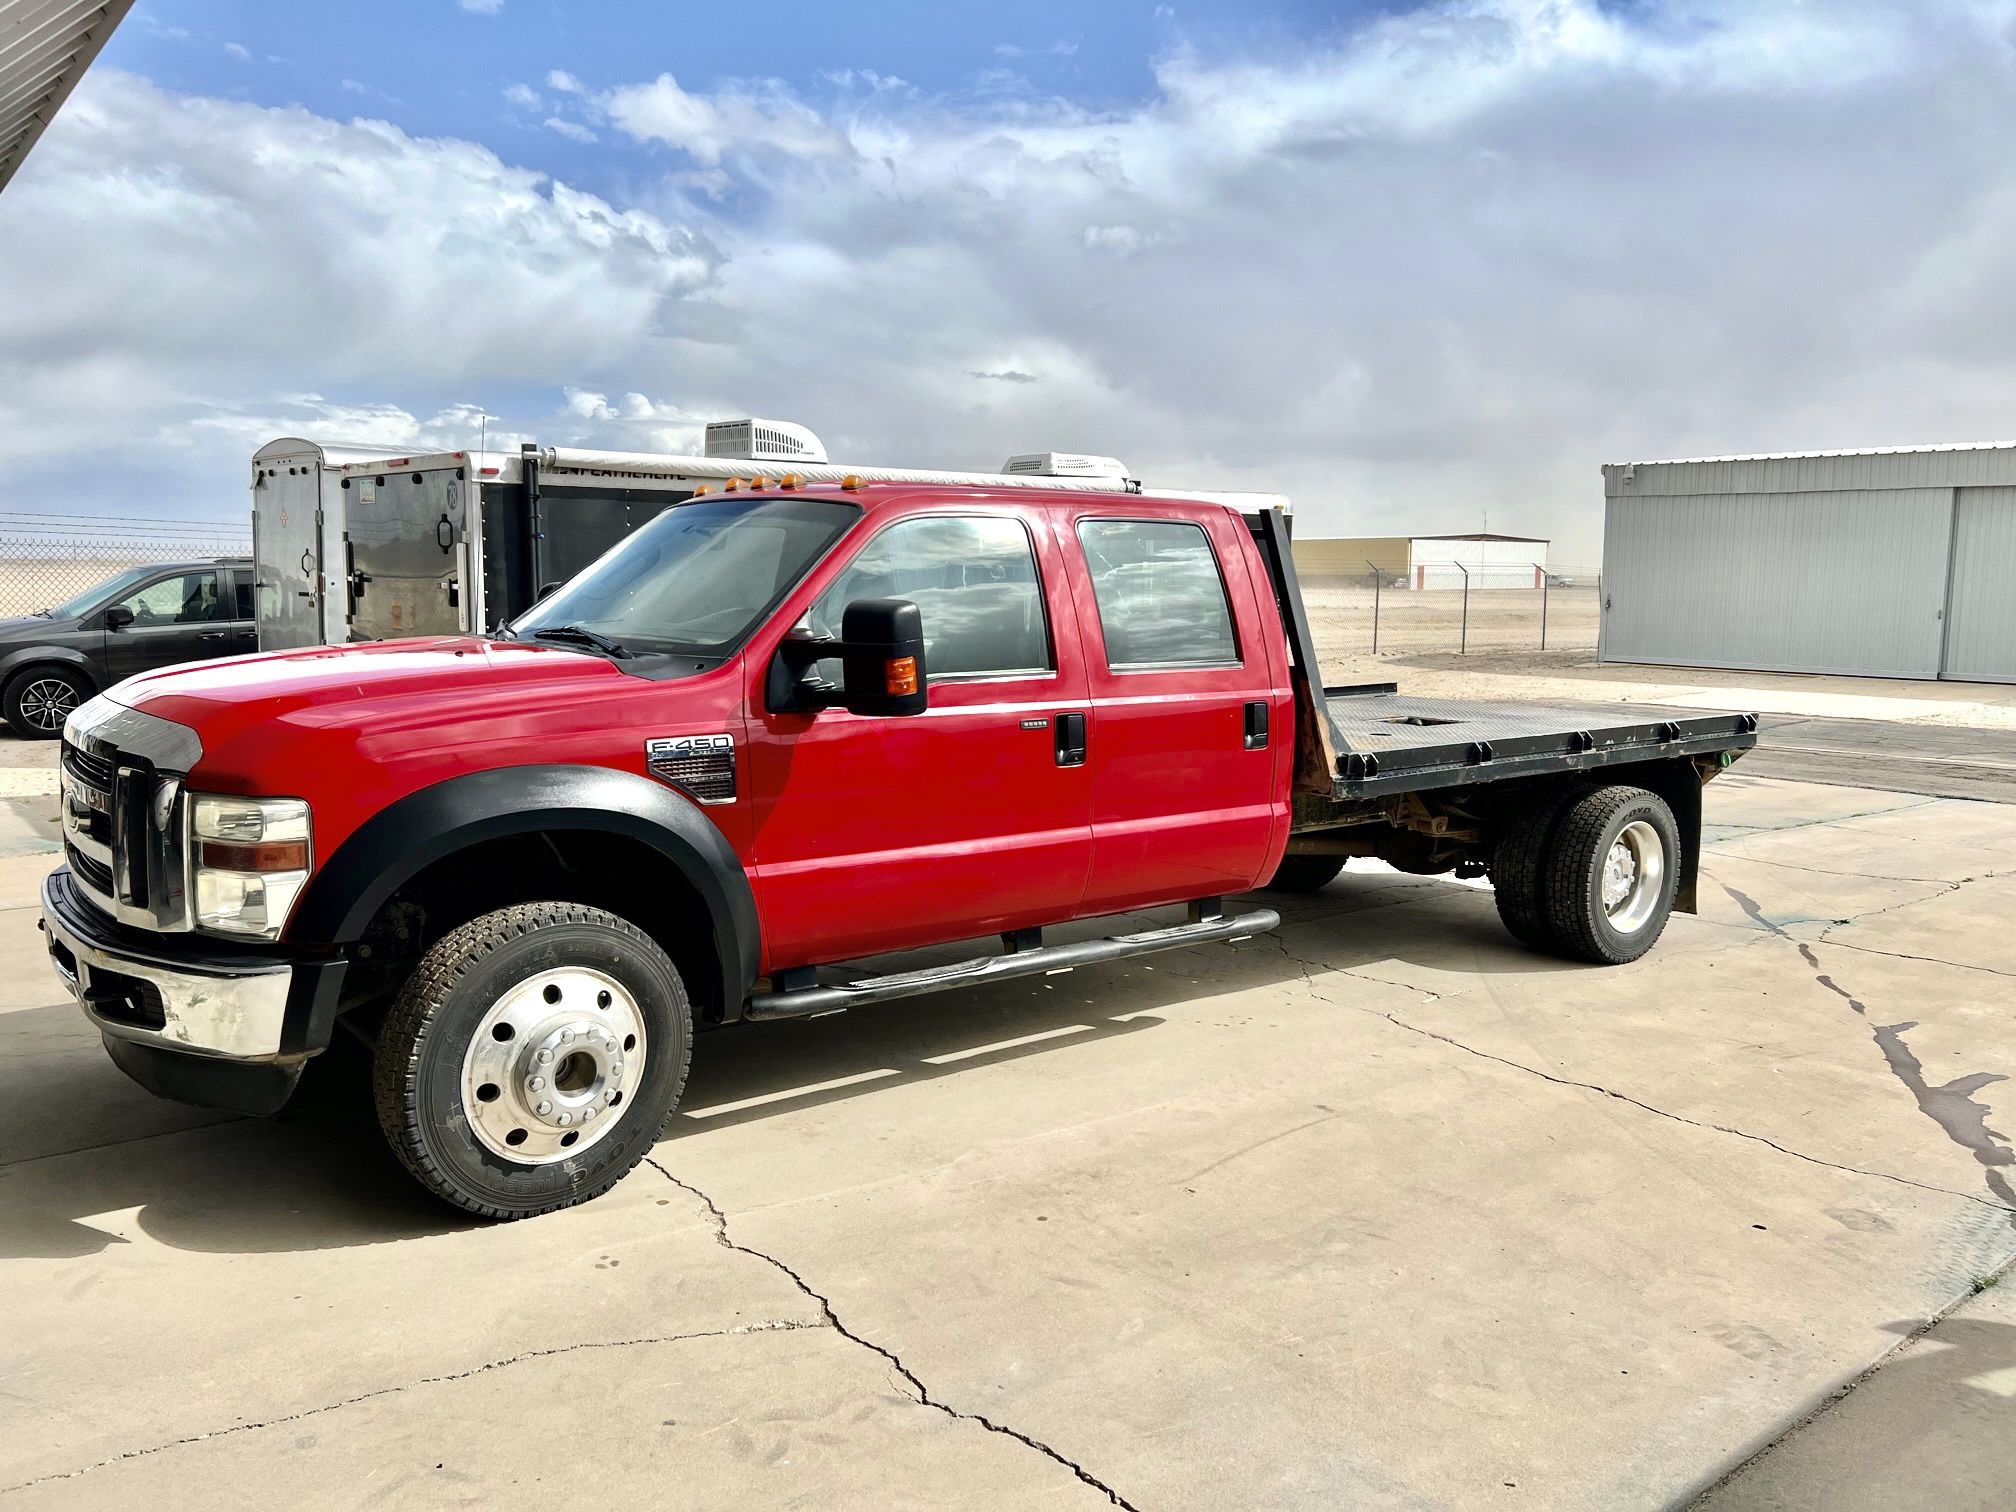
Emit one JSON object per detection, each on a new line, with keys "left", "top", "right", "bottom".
{"left": 1297, "top": 563, "right": 1604, "bottom": 657}
{"left": 0, "top": 514, "right": 252, "bottom": 619}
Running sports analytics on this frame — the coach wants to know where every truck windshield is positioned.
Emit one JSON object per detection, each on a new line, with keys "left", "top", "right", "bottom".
{"left": 508, "top": 494, "right": 859, "bottom": 657}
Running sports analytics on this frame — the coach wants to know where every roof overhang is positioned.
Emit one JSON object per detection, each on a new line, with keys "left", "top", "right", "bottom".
{"left": 0, "top": 0, "right": 134, "bottom": 194}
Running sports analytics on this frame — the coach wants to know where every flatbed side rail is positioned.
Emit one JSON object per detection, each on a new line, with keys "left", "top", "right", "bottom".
{"left": 1325, "top": 698, "right": 1759, "bottom": 800}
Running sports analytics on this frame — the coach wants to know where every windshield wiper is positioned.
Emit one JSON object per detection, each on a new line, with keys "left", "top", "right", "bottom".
{"left": 526, "top": 625, "right": 632, "bottom": 659}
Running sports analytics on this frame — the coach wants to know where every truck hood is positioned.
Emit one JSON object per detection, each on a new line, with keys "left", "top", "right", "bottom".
{"left": 109, "top": 636, "right": 626, "bottom": 747}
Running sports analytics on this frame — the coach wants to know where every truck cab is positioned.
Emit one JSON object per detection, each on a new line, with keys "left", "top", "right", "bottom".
{"left": 44, "top": 478, "right": 1753, "bottom": 1218}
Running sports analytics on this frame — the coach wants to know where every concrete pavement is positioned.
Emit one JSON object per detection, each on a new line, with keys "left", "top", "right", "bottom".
{"left": 2, "top": 771, "right": 2013, "bottom": 1508}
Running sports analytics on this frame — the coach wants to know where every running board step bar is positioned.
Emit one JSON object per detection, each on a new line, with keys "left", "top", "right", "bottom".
{"left": 745, "top": 904, "right": 1282, "bottom": 1021}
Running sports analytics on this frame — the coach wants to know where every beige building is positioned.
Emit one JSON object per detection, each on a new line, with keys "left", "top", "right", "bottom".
{"left": 1293, "top": 533, "right": 1551, "bottom": 589}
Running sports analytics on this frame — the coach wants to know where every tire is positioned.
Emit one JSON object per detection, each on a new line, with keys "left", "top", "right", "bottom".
{"left": 373, "top": 901, "right": 693, "bottom": 1219}
{"left": 1541, "top": 785, "right": 1681, "bottom": 965}
{"left": 4, "top": 664, "right": 90, "bottom": 740}
{"left": 1265, "top": 855, "right": 1347, "bottom": 893}
{"left": 1490, "top": 784, "right": 1587, "bottom": 949}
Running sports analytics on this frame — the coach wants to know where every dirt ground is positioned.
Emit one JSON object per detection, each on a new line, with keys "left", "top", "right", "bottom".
{"left": 1300, "top": 577, "right": 1603, "bottom": 664}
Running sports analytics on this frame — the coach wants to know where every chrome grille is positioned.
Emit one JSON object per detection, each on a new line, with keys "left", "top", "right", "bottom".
{"left": 60, "top": 733, "right": 190, "bottom": 930}
{"left": 61, "top": 738, "right": 118, "bottom": 902}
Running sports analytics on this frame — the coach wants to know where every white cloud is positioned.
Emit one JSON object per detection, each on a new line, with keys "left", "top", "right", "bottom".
{"left": 547, "top": 69, "right": 584, "bottom": 94}
{"left": 458, "top": 0, "right": 504, "bottom": 13}
{"left": 600, "top": 72, "right": 849, "bottom": 165}
{"left": 0, "top": 70, "right": 716, "bottom": 502}
{"left": 223, "top": 42, "right": 250, "bottom": 62}
{"left": 502, "top": 82, "right": 541, "bottom": 109}
{"left": 544, "top": 117, "right": 597, "bottom": 143}
{"left": 12, "top": 1, "right": 2016, "bottom": 559}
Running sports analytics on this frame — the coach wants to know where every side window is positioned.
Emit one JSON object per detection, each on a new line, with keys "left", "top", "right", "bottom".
{"left": 233, "top": 576, "right": 254, "bottom": 618}
{"left": 811, "top": 516, "right": 1051, "bottom": 678}
{"left": 117, "top": 571, "right": 224, "bottom": 625}
{"left": 1076, "top": 519, "right": 1239, "bottom": 669}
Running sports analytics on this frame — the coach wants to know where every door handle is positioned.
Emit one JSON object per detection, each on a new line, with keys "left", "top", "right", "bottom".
{"left": 1054, "top": 712, "right": 1087, "bottom": 767}
{"left": 1243, "top": 700, "right": 1270, "bottom": 750}
{"left": 198, "top": 631, "right": 227, "bottom": 642}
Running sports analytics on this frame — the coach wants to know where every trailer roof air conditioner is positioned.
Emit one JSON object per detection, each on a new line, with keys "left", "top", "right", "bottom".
{"left": 1002, "top": 452, "right": 1130, "bottom": 480}
{"left": 704, "top": 418, "right": 828, "bottom": 464}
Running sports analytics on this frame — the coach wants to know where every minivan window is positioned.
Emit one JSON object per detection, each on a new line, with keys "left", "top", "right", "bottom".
{"left": 509, "top": 495, "right": 859, "bottom": 657}
{"left": 1077, "top": 519, "right": 1240, "bottom": 669}
{"left": 45, "top": 566, "right": 157, "bottom": 620}
{"left": 117, "top": 571, "right": 225, "bottom": 625}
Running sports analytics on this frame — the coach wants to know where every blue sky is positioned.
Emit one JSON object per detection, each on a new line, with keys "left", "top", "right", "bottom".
{"left": 6, "top": 1, "right": 2016, "bottom": 556}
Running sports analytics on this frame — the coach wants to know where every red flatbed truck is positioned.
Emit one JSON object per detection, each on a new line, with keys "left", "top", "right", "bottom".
{"left": 43, "top": 479, "right": 1755, "bottom": 1216}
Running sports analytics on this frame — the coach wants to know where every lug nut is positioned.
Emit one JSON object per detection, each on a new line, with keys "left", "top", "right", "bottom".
{"left": 537, "top": 1049, "right": 553, "bottom": 1065}
{"left": 610, "top": 1062, "right": 624, "bottom": 1077}
{"left": 537, "top": 1100, "right": 552, "bottom": 1116}
{"left": 557, "top": 1113, "right": 572, "bottom": 1126}
{"left": 582, "top": 1107, "right": 597, "bottom": 1121}
{"left": 561, "top": 1029, "right": 574, "bottom": 1043}
{"left": 530, "top": 1076, "right": 545, "bottom": 1091}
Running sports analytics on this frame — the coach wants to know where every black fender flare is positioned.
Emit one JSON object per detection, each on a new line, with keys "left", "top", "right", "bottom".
{"left": 289, "top": 763, "right": 760, "bottom": 1010}
{"left": 0, "top": 647, "right": 98, "bottom": 692}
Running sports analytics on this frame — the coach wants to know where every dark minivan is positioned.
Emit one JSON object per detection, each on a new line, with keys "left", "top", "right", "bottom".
{"left": 0, "top": 558, "right": 255, "bottom": 738}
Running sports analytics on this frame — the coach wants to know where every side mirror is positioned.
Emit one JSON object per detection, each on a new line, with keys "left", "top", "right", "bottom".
{"left": 839, "top": 598, "right": 927, "bottom": 717}
{"left": 537, "top": 581, "right": 562, "bottom": 602}
{"left": 104, "top": 606, "right": 134, "bottom": 630}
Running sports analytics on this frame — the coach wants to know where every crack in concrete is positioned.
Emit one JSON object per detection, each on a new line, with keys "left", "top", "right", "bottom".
{"left": 1724, "top": 885, "right": 2015, "bottom": 1230}
{"left": 0, "top": 1320, "right": 822, "bottom": 1496}
{"left": 645, "top": 1158, "right": 1141, "bottom": 1511}
{"left": 1260, "top": 932, "right": 2014, "bottom": 1214}
{"left": 1700, "top": 851, "right": 1983, "bottom": 887}
{"left": 1799, "top": 936, "right": 2016, "bottom": 981}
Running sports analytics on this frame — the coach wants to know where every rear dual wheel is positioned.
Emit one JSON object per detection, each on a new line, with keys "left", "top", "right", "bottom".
{"left": 373, "top": 902, "right": 692, "bottom": 1219}
{"left": 1492, "top": 784, "right": 1679, "bottom": 965}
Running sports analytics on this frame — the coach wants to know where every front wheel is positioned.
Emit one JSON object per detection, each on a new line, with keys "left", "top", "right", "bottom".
{"left": 373, "top": 902, "right": 692, "bottom": 1218}
{"left": 1541, "top": 786, "right": 1681, "bottom": 965}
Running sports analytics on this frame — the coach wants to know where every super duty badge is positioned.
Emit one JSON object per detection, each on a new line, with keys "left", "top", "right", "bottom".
{"left": 645, "top": 733, "right": 737, "bottom": 805}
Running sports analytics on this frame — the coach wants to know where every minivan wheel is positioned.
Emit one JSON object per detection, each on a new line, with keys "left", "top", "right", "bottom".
{"left": 4, "top": 665, "right": 89, "bottom": 740}
{"left": 373, "top": 901, "right": 692, "bottom": 1218}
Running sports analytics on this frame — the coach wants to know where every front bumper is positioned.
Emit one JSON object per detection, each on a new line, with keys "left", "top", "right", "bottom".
{"left": 41, "top": 868, "right": 346, "bottom": 1115}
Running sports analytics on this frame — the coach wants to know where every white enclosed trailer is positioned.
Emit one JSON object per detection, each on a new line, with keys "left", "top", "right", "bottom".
{"left": 252, "top": 421, "right": 1288, "bottom": 650}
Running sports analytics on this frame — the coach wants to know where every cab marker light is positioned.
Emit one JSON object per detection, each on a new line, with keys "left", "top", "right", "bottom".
{"left": 842, "top": 474, "right": 864, "bottom": 491}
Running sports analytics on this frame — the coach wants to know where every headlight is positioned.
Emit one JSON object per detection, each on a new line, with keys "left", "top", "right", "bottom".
{"left": 190, "top": 794, "right": 312, "bottom": 939}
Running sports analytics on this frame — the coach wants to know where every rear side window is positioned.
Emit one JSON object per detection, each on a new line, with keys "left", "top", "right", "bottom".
{"left": 811, "top": 515, "right": 1051, "bottom": 678}
{"left": 1076, "top": 519, "right": 1239, "bottom": 669}
{"left": 233, "top": 577, "right": 253, "bottom": 618}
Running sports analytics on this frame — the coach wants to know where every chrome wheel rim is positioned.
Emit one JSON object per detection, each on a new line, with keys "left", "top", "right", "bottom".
{"left": 1602, "top": 820, "right": 1665, "bottom": 934}
{"left": 461, "top": 966, "right": 647, "bottom": 1164}
{"left": 19, "top": 678, "right": 77, "bottom": 733}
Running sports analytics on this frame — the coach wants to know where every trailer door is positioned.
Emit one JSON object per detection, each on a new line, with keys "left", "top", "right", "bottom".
{"left": 253, "top": 464, "right": 325, "bottom": 650}
{"left": 343, "top": 468, "right": 469, "bottom": 641}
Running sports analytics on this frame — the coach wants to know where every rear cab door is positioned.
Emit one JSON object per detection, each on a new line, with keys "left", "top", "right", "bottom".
{"left": 1061, "top": 502, "right": 1292, "bottom": 912}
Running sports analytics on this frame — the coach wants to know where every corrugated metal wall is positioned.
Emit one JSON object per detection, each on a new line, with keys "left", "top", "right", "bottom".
{"left": 1601, "top": 488, "right": 1955, "bottom": 677}
{"left": 1942, "top": 486, "right": 2016, "bottom": 683}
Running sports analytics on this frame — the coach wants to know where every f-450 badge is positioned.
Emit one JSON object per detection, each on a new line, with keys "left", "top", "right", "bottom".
{"left": 645, "top": 733, "right": 737, "bottom": 805}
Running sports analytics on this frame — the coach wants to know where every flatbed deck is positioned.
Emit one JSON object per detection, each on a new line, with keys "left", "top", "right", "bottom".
{"left": 1322, "top": 685, "right": 1759, "bottom": 799}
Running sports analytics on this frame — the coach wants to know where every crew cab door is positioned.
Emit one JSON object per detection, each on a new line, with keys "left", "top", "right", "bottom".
{"left": 1064, "top": 507, "right": 1289, "bottom": 912}
{"left": 746, "top": 506, "right": 1094, "bottom": 967}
